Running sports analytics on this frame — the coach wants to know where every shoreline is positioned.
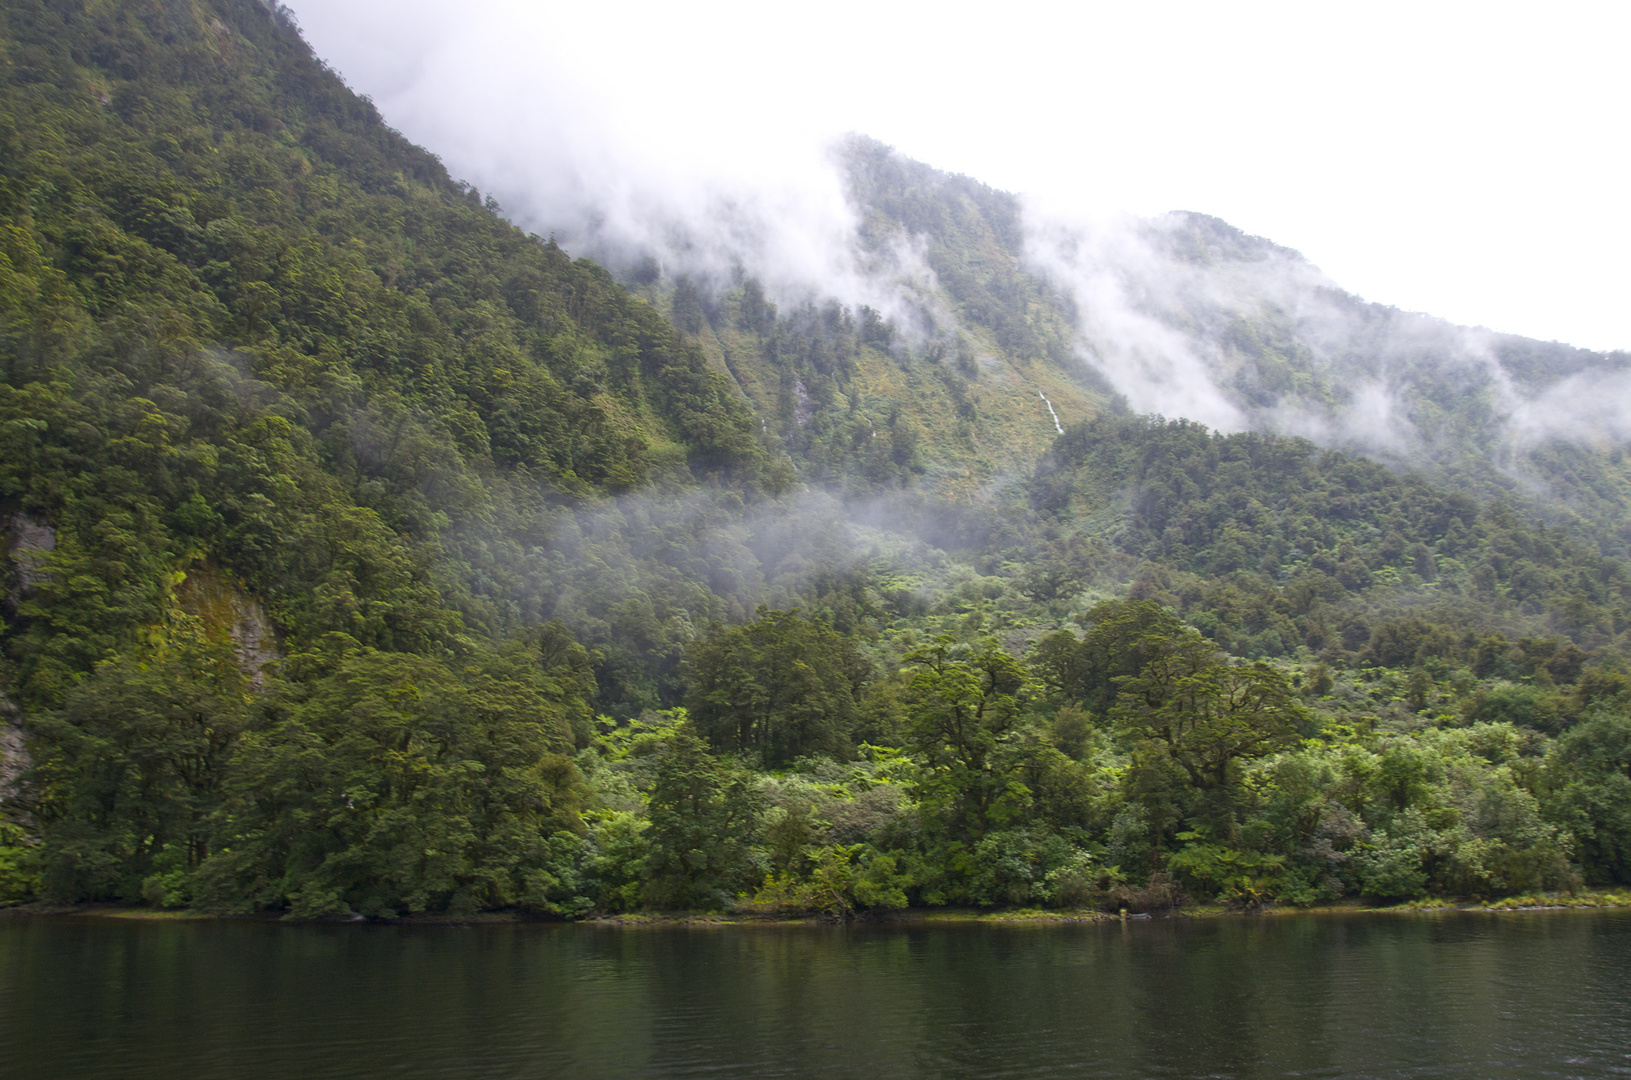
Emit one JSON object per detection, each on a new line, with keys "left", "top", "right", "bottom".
{"left": 6, "top": 891, "right": 1631, "bottom": 927}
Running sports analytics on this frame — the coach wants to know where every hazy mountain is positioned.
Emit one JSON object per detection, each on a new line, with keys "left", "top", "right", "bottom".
{"left": 516, "top": 132, "right": 1631, "bottom": 546}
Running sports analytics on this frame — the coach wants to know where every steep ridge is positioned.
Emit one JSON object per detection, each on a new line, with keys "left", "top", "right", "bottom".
{"left": 0, "top": 0, "right": 782, "bottom": 700}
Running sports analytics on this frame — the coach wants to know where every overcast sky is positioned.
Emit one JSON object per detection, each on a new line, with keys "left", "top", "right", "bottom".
{"left": 286, "top": 0, "right": 1630, "bottom": 354}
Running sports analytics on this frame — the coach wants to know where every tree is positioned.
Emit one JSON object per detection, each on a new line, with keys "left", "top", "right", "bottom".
{"left": 684, "top": 608, "right": 872, "bottom": 764}
{"left": 641, "top": 724, "right": 764, "bottom": 908}
{"left": 671, "top": 276, "right": 705, "bottom": 334}
{"left": 1030, "top": 631, "right": 1094, "bottom": 704}
{"left": 1545, "top": 713, "right": 1631, "bottom": 884}
{"left": 197, "top": 644, "right": 584, "bottom": 917}
{"left": 1030, "top": 599, "right": 1189, "bottom": 714}
{"left": 1113, "top": 628, "right": 1305, "bottom": 834}
{"left": 902, "top": 637, "right": 1033, "bottom": 839}
{"left": 29, "top": 639, "right": 250, "bottom": 903}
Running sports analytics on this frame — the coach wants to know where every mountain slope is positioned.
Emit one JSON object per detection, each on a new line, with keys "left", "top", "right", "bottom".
{"left": 606, "top": 148, "right": 1112, "bottom": 495}
{"left": 560, "top": 136, "right": 1631, "bottom": 548}
{"left": 0, "top": 0, "right": 787, "bottom": 698}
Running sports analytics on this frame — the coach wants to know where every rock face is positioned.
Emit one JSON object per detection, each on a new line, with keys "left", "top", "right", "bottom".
{"left": 0, "top": 692, "right": 28, "bottom": 818}
{"left": 0, "top": 517, "right": 48, "bottom": 821}
{"left": 175, "top": 566, "right": 279, "bottom": 687}
{"left": 3, "top": 513, "right": 56, "bottom": 612}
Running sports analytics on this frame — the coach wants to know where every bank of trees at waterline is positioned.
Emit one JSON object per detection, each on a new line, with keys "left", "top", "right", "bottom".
{"left": 8, "top": 597, "right": 1627, "bottom": 918}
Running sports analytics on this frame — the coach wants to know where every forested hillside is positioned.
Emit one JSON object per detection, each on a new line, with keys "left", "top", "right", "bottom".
{"left": 0, "top": 0, "right": 780, "bottom": 697}
{"left": 4, "top": 0, "right": 1631, "bottom": 919}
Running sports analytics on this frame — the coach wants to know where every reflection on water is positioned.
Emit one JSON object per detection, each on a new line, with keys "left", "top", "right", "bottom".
{"left": 3, "top": 911, "right": 1631, "bottom": 1079}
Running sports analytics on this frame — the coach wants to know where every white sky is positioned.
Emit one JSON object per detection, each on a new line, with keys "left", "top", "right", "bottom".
{"left": 286, "top": 0, "right": 1631, "bottom": 353}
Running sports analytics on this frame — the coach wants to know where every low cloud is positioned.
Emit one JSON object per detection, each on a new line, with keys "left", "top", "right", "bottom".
{"left": 1023, "top": 205, "right": 1631, "bottom": 470}
{"left": 1023, "top": 210, "right": 1246, "bottom": 432}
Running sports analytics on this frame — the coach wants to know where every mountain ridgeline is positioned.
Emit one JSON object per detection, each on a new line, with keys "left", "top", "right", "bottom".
{"left": 3, "top": 0, "right": 1631, "bottom": 918}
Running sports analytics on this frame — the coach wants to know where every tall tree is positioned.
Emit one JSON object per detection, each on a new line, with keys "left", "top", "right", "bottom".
{"left": 641, "top": 724, "right": 763, "bottom": 908}
{"left": 29, "top": 638, "right": 250, "bottom": 903}
{"left": 1113, "top": 628, "right": 1305, "bottom": 834}
{"left": 903, "top": 637, "right": 1034, "bottom": 839}
{"left": 684, "top": 608, "right": 872, "bottom": 764}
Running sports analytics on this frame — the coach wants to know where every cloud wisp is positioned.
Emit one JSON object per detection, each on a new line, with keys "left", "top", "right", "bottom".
{"left": 285, "top": 0, "right": 1631, "bottom": 478}
{"left": 1022, "top": 205, "right": 1631, "bottom": 466}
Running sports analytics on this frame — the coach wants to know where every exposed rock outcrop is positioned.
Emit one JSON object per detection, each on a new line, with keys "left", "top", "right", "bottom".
{"left": 175, "top": 565, "right": 279, "bottom": 687}
{"left": 0, "top": 693, "right": 29, "bottom": 817}
{"left": 3, "top": 513, "right": 56, "bottom": 612}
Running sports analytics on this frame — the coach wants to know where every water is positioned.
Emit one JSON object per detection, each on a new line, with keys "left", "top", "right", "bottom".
{"left": 3, "top": 911, "right": 1629, "bottom": 1079}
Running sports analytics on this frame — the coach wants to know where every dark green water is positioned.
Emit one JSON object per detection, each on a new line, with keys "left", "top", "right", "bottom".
{"left": 3, "top": 911, "right": 1630, "bottom": 1079}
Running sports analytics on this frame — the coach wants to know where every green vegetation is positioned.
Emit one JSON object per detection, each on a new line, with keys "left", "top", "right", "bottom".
{"left": 5, "top": 0, "right": 1631, "bottom": 921}
{"left": 614, "top": 135, "right": 1110, "bottom": 501}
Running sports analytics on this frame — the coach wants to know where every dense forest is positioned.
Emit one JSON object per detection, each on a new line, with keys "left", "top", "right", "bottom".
{"left": 4, "top": 0, "right": 1631, "bottom": 920}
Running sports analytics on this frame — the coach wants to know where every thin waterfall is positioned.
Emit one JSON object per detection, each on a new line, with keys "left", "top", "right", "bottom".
{"left": 1039, "top": 392, "right": 1064, "bottom": 435}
